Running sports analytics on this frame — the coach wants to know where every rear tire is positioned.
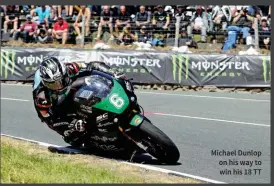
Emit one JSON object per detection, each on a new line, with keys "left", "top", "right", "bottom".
{"left": 132, "top": 118, "right": 180, "bottom": 164}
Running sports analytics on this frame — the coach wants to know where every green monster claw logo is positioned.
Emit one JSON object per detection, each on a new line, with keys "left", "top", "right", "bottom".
{"left": 172, "top": 54, "right": 189, "bottom": 83}
{"left": 0, "top": 50, "right": 16, "bottom": 79}
{"left": 261, "top": 56, "right": 271, "bottom": 82}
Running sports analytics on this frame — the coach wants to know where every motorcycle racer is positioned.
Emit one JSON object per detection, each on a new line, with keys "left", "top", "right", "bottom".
{"left": 32, "top": 56, "right": 125, "bottom": 146}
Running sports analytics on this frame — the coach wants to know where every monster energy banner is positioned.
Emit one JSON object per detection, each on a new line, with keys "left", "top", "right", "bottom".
{"left": 97, "top": 51, "right": 168, "bottom": 84}
{"left": 0, "top": 49, "right": 51, "bottom": 80}
{"left": 0, "top": 48, "right": 95, "bottom": 80}
{"left": 168, "top": 54, "right": 271, "bottom": 87}
{"left": 0, "top": 47, "right": 271, "bottom": 87}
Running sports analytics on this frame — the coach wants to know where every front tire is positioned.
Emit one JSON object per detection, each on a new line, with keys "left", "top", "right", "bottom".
{"left": 132, "top": 118, "right": 180, "bottom": 164}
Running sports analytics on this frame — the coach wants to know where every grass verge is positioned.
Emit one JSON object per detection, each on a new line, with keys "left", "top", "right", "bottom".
{"left": 1, "top": 136, "right": 200, "bottom": 183}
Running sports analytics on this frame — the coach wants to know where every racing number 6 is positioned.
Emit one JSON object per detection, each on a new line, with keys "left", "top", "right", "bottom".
{"left": 109, "top": 93, "right": 124, "bottom": 109}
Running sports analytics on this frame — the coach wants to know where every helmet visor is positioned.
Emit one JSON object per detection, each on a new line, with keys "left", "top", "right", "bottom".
{"left": 43, "top": 79, "right": 65, "bottom": 91}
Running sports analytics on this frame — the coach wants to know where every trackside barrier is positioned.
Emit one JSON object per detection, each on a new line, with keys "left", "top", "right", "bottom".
{"left": 0, "top": 47, "right": 270, "bottom": 87}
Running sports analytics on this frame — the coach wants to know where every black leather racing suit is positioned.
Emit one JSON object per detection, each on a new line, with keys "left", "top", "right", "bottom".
{"left": 32, "top": 61, "right": 123, "bottom": 146}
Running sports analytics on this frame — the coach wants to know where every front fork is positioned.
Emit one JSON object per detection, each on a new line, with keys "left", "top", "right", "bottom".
{"left": 118, "top": 108, "right": 148, "bottom": 152}
{"left": 118, "top": 126, "right": 148, "bottom": 152}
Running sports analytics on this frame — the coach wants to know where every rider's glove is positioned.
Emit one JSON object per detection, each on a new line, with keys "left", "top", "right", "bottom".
{"left": 66, "top": 62, "right": 80, "bottom": 75}
{"left": 63, "top": 119, "right": 87, "bottom": 147}
{"left": 68, "top": 119, "right": 86, "bottom": 132}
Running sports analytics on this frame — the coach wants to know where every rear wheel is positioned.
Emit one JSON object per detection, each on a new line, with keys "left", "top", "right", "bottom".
{"left": 131, "top": 118, "right": 180, "bottom": 164}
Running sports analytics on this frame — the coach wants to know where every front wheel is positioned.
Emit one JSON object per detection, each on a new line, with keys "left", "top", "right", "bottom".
{"left": 131, "top": 118, "right": 180, "bottom": 164}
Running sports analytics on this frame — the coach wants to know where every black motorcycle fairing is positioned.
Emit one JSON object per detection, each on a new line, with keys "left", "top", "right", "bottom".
{"left": 72, "top": 74, "right": 118, "bottom": 132}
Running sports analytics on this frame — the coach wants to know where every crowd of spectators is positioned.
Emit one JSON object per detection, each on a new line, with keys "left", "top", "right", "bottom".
{"left": 0, "top": 5, "right": 271, "bottom": 51}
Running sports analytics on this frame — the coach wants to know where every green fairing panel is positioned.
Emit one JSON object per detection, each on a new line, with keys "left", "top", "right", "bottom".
{"left": 93, "top": 80, "right": 129, "bottom": 114}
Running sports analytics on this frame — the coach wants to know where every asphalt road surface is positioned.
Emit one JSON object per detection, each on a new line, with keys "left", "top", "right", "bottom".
{"left": 1, "top": 84, "right": 270, "bottom": 183}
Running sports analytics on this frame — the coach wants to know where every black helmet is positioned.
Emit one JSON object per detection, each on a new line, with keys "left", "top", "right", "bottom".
{"left": 39, "top": 56, "right": 70, "bottom": 92}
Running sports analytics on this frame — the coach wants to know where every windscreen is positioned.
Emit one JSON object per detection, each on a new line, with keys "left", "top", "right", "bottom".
{"left": 81, "top": 75, "right": 113, "bottom": 99}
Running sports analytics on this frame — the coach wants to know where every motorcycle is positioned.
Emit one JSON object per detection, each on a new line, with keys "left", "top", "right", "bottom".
{"left": 31, "top": 70, "right": 180, "bottom": 164}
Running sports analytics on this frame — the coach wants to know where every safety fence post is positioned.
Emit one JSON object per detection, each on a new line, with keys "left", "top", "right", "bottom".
{"left": 81, "top": 15, "right": 86, "bottom": 48}
{"left": 174, "top": 16, "right": 181, "bottom": 47}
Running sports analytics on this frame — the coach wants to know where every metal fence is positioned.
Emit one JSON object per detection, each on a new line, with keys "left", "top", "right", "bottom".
{"left": 1, "top": 10, "right": 271, "bottom": 52}
{"left": 78, "top": 15, "right": 263, "bottom": 49}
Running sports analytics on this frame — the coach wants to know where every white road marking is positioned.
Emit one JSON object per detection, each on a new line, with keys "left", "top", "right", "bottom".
{"left": 1, "top": 83, "right": 270, "bottom": 102}
{"left": 153, "top": 112, "right": 270, "bottom": 127}
{"left": 137, "top": 91, "right": 270, "bottom": 103}
{"left": 1, "top": 97, "right": 30, "bottom": 102}
{"left": 1, "top": 133, "right": 226, "bottom": 184}
{"left": 1, "top": 97, "right": 269, "bottom": 127}
{"left": 123, "top": 162, "right": 225, "bottom": 184}
{"left": 1, "top": 83, "right": 32, "bottom": 86}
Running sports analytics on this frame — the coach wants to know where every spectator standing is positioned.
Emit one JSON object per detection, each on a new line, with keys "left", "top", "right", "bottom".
{"left": 73, "top": 5, "right": 91, "bottom": 40}
{"left": 13, "top": 14, "right": 37, "bottom": 43}
{"left": 31, "top": 5, "right": 50, "bottom": 27}
{"left": 222, "top": 8, "right": 254, "bottom": 51}
{"left": 187, "top": 6, "right": 208, "bottom": 42}
{"left": 53, "top": 17, "right": 69, "bottom": 44}
{"left": 135, "top": 6, "right": 151, "bottom": 29}
{"left": 115, "top": 6, "right": 131, "bottom": 36}
{"left": 3, "top": 5, "right": 19, "bottom": 35}
{"left": 96, "top": 5, "right": 114, "bottom": 40}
